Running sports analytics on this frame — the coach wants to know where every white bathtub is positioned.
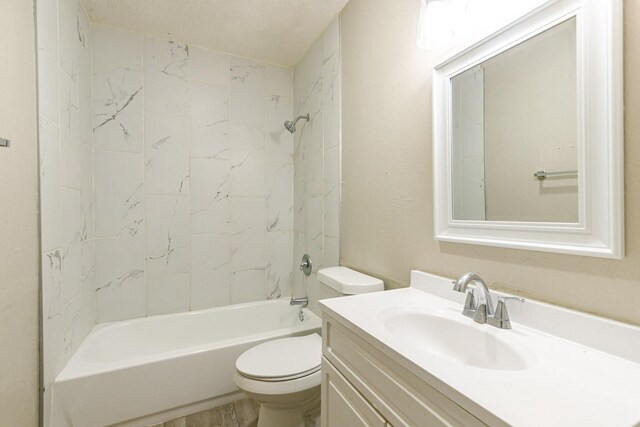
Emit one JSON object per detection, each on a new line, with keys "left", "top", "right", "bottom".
{"left": 49, "top": 299, "right": 321, "bottom": 427}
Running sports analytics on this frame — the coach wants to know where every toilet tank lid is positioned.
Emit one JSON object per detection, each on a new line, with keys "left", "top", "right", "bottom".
{"left": 317, "top": 267, "right": 384, "bottom": 294}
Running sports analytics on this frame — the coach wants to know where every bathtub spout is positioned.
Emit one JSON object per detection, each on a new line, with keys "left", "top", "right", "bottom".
{"left": 290, "top": 297, "right": 308, "bottom": 307}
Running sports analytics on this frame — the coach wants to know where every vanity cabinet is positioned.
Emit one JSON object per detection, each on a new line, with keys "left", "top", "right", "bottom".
{"left": 321, "top": 313, "right": 487, "bottom": 427}
{"left": 321, "top": 358, "right": 388, "bottom": 427}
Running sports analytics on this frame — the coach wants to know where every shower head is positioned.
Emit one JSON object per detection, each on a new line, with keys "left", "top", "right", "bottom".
{"left": 284, "top": 121, "right": 296, "bottom": 134}
{"left": 284, "top": 114, "right": 310, "bottom": 134}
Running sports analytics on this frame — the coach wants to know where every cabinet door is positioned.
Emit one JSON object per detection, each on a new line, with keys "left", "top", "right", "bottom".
{"left": 322, "top": 357, "right": 387, "bottom": 427}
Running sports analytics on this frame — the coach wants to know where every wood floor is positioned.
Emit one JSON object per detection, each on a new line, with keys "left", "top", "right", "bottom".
{"left": 154, "top": 399, "right": 261, "bottom": 427}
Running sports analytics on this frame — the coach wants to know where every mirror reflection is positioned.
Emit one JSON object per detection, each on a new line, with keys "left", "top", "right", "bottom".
{"left": 451, "top": 17, "right": 578, "bottom": 223}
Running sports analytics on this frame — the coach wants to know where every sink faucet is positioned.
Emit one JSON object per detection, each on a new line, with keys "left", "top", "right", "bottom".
{"left": 452, "top": 272, "right": 525, "bottom": 329}
{"left": 453, "top": 272, "right": 495, "bottom": 322}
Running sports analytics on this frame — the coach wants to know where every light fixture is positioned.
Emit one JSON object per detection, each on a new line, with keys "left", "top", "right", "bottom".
{"left": 417, "top": 0, "right": 454, "bottom": 49}
{"left": 418, "top": 0, "right": 546, "bottom": 50}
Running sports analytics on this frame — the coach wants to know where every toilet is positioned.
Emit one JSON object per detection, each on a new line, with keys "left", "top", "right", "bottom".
{"left": 234, "top": 267, "right": 384, "bottom": 427}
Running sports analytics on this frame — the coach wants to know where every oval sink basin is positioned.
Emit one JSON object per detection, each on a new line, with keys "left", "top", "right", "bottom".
{"left": 382, "top": 308, "right": 536, "bottom": 371}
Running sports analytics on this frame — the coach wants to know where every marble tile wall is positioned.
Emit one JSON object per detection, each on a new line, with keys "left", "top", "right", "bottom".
{"left": 292, "top": 17, "right": 342, "bottom": 314}
{"left": 92, "top": 26, "right": 294, "bottom": 322}
{"left": 37, "top": 0, "right": 95, "bottom": 409}
{"left": 37, "top": 11, "right": 319, "bottom": 418}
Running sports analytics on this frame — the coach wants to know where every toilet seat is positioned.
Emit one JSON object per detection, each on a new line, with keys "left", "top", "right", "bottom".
{"left": 236, "top": 333, "right": 321, "bottom": 382}
{"left": 234, "top": 369, "right": 321, "bottom": 396}
{"left": 239, "top": 365, "right": 321, "bottom": 382}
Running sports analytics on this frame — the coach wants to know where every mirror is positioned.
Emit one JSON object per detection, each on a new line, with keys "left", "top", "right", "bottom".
{"left": 452, "top": 18, "right": 577, "bottom": 223}
{"left": 433, "top": 0, "right": 623, "bottom": 258}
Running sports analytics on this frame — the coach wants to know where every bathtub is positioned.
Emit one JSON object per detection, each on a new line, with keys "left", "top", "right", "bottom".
{"left": 49, "top": 299, "right": 321, "bottom": 427}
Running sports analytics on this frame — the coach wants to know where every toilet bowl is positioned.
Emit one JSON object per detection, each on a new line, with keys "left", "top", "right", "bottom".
{"left": 234, "top": 333, "right": 322, "bottom": 427}
{"left": 234, "top": 267, "right": 384, "bottom": 427}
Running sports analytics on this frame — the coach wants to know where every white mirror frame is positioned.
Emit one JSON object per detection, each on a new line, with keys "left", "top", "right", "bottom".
{"left": 433, "top": 0, "right": 623, "bottom": 259}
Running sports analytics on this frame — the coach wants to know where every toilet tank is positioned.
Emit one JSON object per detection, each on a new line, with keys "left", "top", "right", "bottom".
{"left": 317, "top": 267, "right": 384, "bottom": 299}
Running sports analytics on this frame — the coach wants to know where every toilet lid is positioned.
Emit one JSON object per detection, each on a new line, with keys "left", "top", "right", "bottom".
{"left": 236, "top": 333, "right": 321, "bottom": 380}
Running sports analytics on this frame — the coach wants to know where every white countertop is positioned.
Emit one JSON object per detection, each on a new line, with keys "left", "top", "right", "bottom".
{"left": 320, "top": 270, "right": 640, "bottom": 427}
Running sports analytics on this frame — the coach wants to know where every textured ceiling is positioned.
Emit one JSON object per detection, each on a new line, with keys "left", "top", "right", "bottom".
{"left": 82, "top": 0, "right": 349, "bottom": 67}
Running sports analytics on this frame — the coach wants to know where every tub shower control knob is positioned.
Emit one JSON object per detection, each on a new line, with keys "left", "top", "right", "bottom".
{"left": 300, "top": 254, "right": 312, "bottom": 276}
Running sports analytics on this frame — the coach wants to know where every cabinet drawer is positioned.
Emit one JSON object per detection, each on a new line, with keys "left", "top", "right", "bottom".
{"left": 322, "top": 357, "right": 387, "bottom": 427}
{"left": 323, "top": 314, "right": 487, "bottom": 427}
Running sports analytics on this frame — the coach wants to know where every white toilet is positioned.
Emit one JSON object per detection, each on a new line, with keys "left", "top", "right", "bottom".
{"left": 234, "top": 267, "right": 384, "bottom": 427}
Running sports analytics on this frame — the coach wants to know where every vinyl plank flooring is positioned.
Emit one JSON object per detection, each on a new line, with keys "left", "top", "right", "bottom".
{"left": 217, "top": 403, "right": 240, "bottom": 427}
{"left": 164, "top": 418, "right": 187, "bottom": 427}
{"left": 233, "top": 399, "right": 260, "bottom": 427}
{"left": 161, "top": 398, "right": 259, "bottom": 427}
{"left": 184, "top": 410, "right": 217, "bottom": 427}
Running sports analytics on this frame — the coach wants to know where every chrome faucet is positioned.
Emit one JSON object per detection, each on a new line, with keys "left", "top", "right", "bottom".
{"left": 453, "top": 272, "right": 495, "bottom": 321}
{"left": 452, "top": 273, "right": 524, "bottom": 329}
{"left": 290, "top": 297, "right": 308, "bottom": 322}
{"left": 488, "top": 297, "right": 525, "bottom": 329}
{"left": 290, "top": 296, "right": 308, "bottom": 307}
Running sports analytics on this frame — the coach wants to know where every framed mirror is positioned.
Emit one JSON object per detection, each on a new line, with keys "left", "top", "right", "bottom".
{"left": 433, "top": 0, "right": 623, "bottom": 258}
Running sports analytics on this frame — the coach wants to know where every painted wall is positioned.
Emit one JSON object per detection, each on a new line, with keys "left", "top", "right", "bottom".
{"left": 340, "top": 0, "right": 640, "bottom": 326}
{"left": 91, "top": 26, "right": 295, "bottom": 322}
{"left": 293, "top": 17, "right": 341, "bottom": 314}
{"left": 37, "top": 0, "right": 96, "bottom": 412}
{"left": 0, "top": 0, "right": 39, "bottom": 424}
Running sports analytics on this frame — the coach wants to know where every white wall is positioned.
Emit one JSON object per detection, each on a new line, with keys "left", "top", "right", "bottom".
{"left": 0, "top": 0, "right": 39, "bottom": 424}
{"left": 340, "top": 0, "right": 640, "bottom": 326}
{"left": 292, "top": 17, "right": 341, "bottom": 313}
{"left": 91, "top": 26, "right": 295, "bottom": 322}
{"left": 37, "top": 0, "right": 96, "bottom": 407}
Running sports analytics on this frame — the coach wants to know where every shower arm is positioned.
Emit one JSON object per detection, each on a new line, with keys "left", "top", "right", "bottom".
{"left": 291, "top": 114, "right": 309, "bottom": 125}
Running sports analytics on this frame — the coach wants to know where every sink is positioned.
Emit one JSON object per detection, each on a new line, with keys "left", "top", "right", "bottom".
{"left": 381, "top": 308, "right": 536, "bottom": 371}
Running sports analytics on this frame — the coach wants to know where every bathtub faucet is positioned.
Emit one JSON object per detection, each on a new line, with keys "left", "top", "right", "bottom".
{"left": 290, "top": 296, "right": 308, "bottom": 307}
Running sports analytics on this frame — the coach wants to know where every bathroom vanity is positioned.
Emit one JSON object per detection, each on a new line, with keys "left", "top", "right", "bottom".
{"left": 321, "top": 311, "right": 487, "bottom": 426}
{"left": 319, "top": 271, "right": 640, "bottom": 427}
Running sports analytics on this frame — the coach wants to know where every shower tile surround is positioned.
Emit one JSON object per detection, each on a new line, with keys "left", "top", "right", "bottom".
{"left": 91, "top": 27, "right": 296, "bottom": 322}
{"left": 38, "top": 3, "right": 340, "bottom": 422}
{"left": 39, "top": 0, "right": 300, "bottom": 402}
{"left": 38, "top": 0, "right": 95, "bottom": 402}
{"left": 293, "top": 18, "right": 342, "bottom": 314}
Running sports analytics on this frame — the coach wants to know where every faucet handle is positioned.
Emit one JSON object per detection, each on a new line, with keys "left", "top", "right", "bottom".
{"left": 462, "top": 291, "right": 476, "bottom": 317}
{"left": 490, "top": 297, "right": 525, "bottom": 329}
{"left": 472, "top": 303, "right": 488, "bottom": 324}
